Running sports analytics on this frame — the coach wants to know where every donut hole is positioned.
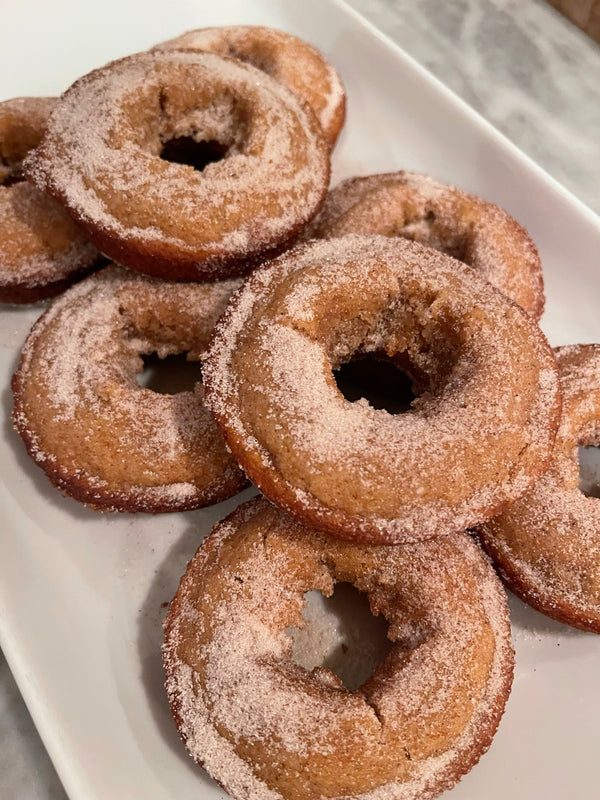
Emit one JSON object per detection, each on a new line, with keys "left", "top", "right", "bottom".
{"left": 287, "top": 582, "right": 393, "bottom": 691}
{"left": 136, "top": 351, "right": 201, "bottom": 394}
{"left": 160, "top": 137, "right": 230, "bottom": 172}
{"left": 398, "top": 216, "right": 470, "bottom": 264}
{"left": 334, "top": 354, "right": 417, "bottom": 414}
{"left": 0, "top": 155, "right": 25, "bottom": 187}
{"left": 578, "top": 445, "right": 600, "bottom": 498}
{"left": 1, "top": 170, "right": 24, "bottom": 187}
{"left": 226, "top": 44, "right": 274, "bottom": 76}
{"left": 441, "top": 234, "right": 470, "bottom": 264}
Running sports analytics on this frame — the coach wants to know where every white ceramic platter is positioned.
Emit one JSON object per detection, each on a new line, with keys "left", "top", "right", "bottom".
{"left": 1, "top": 1, "right": 599, "bottom": 798}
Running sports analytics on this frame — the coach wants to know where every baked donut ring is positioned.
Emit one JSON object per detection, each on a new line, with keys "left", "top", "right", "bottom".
{"left": 12, "top": 266, "right": 247, "bottom": 512}
{"left": 0, "top": 97, "right": 99, "bottom": 304}
{"left": 153, "top": 25, "right": 346, "bottom": 148}
{"left": 479, "top": 344, "right": 600, "bottom": 632}
{"left": 203, "top": 235, "right": 560, "bottom": 544}
{"left": 23, "top": 50, "right": 331, "bottom": 282}
{"left": 306, "top": 171, "right": 544, "bottom": 318}
{"left": 164, "top": 496, "right": 514, "bottom": 800}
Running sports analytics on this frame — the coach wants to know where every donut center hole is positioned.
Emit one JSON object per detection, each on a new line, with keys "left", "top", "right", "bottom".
{"left": 393, "top": 211, "right": 470, "bottom": 263}
{"left": 0, "top": 156, "right": 25, "bottom": 186}
{"left": 578, "top": 446, "right": 600, "bottom": 498}
{"left": 136, "top": 352, "right": 200, "bottom": 394}
{"left": 160, "top": 137, "right": 230, "bottom": 172}
{"left": 288, "top": 582, "right": 392, "bottom": 692}
{"left": 334, "top": 354, "right": 417, "bottom": 414}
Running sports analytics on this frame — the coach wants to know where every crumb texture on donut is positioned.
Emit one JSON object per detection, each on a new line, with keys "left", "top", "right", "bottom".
{"left": 479, "top": 343, "right": 600, "bottom": 632}
{"left": 153, "top": 25, "right": 346, "bottom": 148}
{"left": 203, "top": 235, "right": 560, "bottom": 543}
{"left": 306, "top": 171, "right": 544, "bottom": 318}
{"left": 164, "top": 497, "right": 514, "bottom": 800}
{"left": 23, "top": 50, "right": 331, "bottom": 281}
{"left": 0, "top": 97, "right": 99, "bottom": 303}
{"left": 12, "top": 266, "right": 247, "bottom": 511}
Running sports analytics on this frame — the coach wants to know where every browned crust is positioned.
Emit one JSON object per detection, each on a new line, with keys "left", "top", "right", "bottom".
{"left": 0, "top": 97, "right": 101, "bottom": 303}
{"left": 203, "top": 236, "right": 561, "bottom": 545}
{"left": 152, "top": 25, "right": 347, "bottom": 149}
{"left": 207, "top": 412, "right": 536, "bottom": 545}
{"left": 22, "top": 51, "right": 331, "bottom": 283}
{"left": 11, "top": 268, "right": 251, "bottom": 513}
{"left": 0, "top": 253, "right": 108, "bottom": 305}
{"left": 50, "top": 200, "right": 326, "bottom": 284}
{"left": 13, "top": 393, "right": 248, "bottom": 514}
{"left": 11, "top": 350, "right": 249, "bottom": 514}
{"left": 163, "top": 497, "right": 514, "bottom": 800}
{"left": 478, "top": 529, "right": 600, "bottom": 634}
{"left": 477, "top": 343, "right": 600, "bottom": 634}
{"left": 307, "top": 172, "right": 545, "bottom": 319}
{"left": 0, "top": 253, "right": 104, "bottom": 305}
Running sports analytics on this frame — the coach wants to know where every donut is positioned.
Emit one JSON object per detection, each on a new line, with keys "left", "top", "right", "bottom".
{"left": 12, "top": 266, "right": 247, "bottom": 512}
{"left": 23, "top": 50, "right": 331, "bottom": 283}
{"left": 163, "top": 496, "right": 514, "bottom": 800}
{"left": 0, "top": 97, "right": 99, "bottom": 304}
{"left": 203, "top": 235, "right": 560, "bottom": 545}
{"left": 479, "top": 344, "right": 600, "bottom": 632}
{"left": 153, "top": 25, "right": 346, "bottom": 148}
{"left": 306, "top": 171, "right": 544, "bottom": 318}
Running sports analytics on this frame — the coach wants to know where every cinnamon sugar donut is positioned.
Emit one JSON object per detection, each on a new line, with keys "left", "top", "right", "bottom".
{"left": 307, "top": 172, "right": 544, "bottom": 318}
{"left": 12, "top": 266, "right": 247, "bottom": 512}
{"left": 153, "top": 25, "right": 346, "bottom": 148}
{"left": 479, "top": 344, "right": 600, "bottom": 632}
{"left": 23, "top": 50, "right": 330, "bottom": 283}
{"left": 164, "top": 496, "right": 514, "bottom": 800}
{"left": 0, "top": 97, "right": 99, "bottom": 304}
{"left": 203, "top": 235, "right": 560, "bottom": 545}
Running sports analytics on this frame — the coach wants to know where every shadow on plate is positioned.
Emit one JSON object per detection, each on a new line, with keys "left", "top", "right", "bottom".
{"left": 134, "top": 488, "right": 257, "bottom": 783}
{"left": 507, "top": 589, "right": 591, "bottom": 640}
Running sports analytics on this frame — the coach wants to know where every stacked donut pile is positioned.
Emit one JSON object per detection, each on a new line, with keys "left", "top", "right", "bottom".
{"left": 4, "top": 24, "right": 600, "bottom": 800}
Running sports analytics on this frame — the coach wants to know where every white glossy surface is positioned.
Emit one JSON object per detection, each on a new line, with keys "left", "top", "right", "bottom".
{"left": 1, "top": 1, "right": 599, "bottom": 799}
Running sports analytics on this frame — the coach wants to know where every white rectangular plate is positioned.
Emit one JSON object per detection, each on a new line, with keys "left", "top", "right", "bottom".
{"left": 1, "top": 1, "right": 599, "bottom": 799}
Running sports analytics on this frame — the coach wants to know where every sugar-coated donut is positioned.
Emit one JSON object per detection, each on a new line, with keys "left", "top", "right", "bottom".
{"left": 479, "top": 344, "right": 600, "bottom": 632}
{"left": 306, "top": 171, "right": 544, "bottom": 318}
{"left": 153, "top": 25, "right": 346, "bottom": 148}
{"left": 164, "top": 496, "right": 514, "bottom": 800}
{"left": 203, "top": 235, "right": 560, "bottom": 545}
{"left": 0, "top": 97, "right": 99, "bottom": 304}
{"left": 12, "top": 266, "right": 247, "bottom": 512}
{"left": 23, "top": 50, "right": 331, "bottom": 283}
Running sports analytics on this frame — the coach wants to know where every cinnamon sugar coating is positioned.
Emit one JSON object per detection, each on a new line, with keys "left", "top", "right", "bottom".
{"left": 12, "top": 266, "right": 247, "bottom": 512}
{"left": 0, "top": 97, "right": 99, "bottom": 304}
{"left": 153, "top": 25, "right": 346, "bottom": 149}
{"left": 163, "top": 496, "right": 514, "bottom": 800}
{"left": 479, "top": 344, "right": 600, "bottom": 633}
{"left": 23, "top": 50, "right": 331, "bottom": 282}
{"left": 306, "top": 172, "right": 545, "bottom": 318}
{"left": 203, "top": 235, "right": 561, "bottom": 544}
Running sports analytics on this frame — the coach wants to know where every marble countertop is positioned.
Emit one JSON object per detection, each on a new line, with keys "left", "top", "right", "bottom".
{"left": 1, "top": 1, "right": 598, "bottom": 799}
{"left": 345, "top": 0, "right": 600, "bottom": 213}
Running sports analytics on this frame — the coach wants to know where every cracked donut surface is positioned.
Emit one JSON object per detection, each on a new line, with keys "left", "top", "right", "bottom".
{"left": 163, "top": 496, "right": 514, "bottom": 800}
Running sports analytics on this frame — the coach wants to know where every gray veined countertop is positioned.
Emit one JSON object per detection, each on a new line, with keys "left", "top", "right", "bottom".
{"left": 344, "top": 0, "right": 600, "bottom": 214}
{"left": 0, "top": 1, "right": 598, "bottom": 799}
